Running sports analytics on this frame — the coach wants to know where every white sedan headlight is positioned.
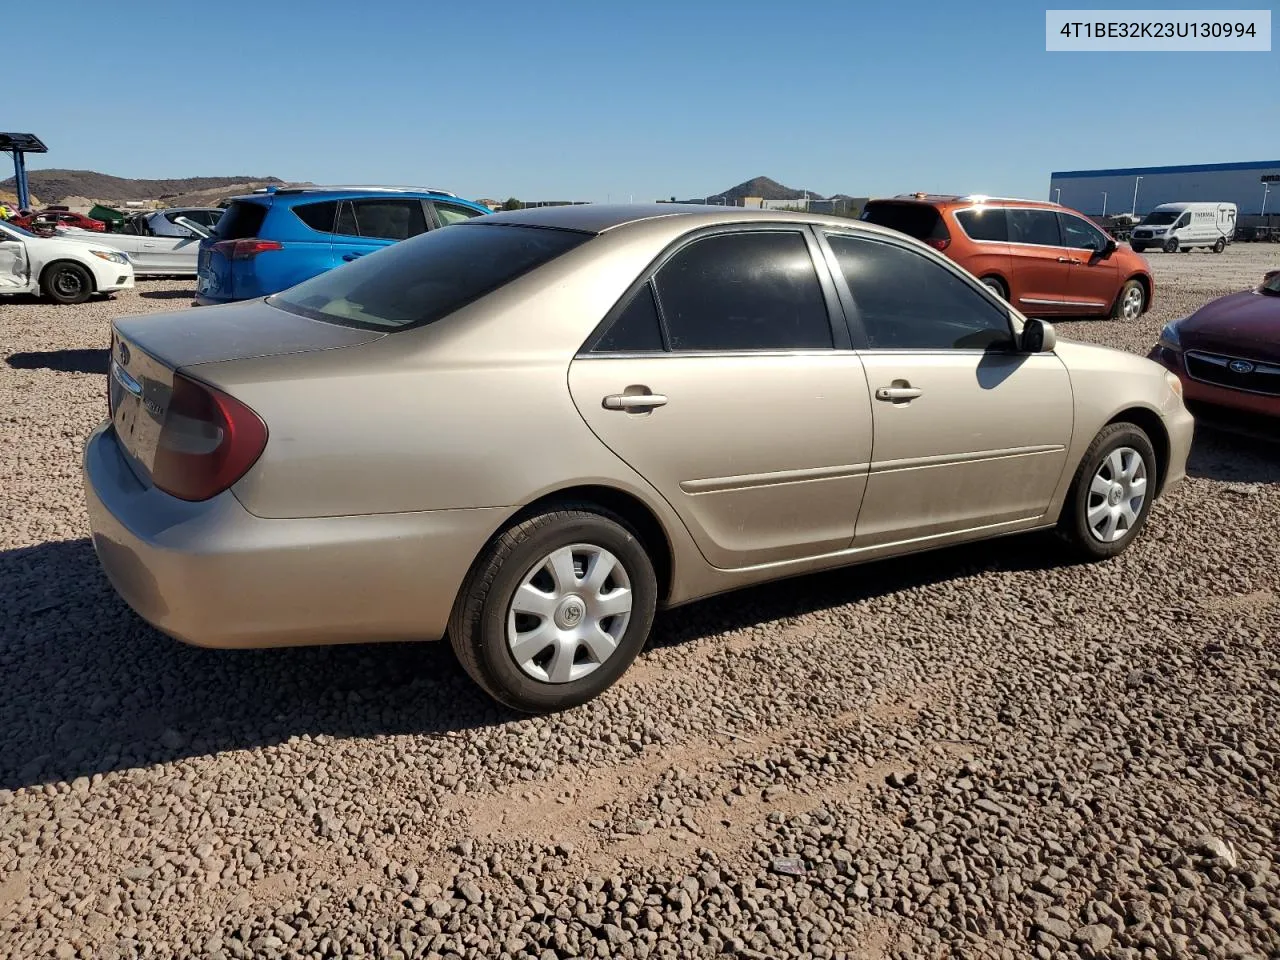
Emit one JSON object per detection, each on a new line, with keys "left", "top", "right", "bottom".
{"left": 90, "top": 249, "right": 130, "bottom": 264}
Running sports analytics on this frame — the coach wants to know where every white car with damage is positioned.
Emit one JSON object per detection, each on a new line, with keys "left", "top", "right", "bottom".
{"left": 1, "top": 218, "right": 134, "bottom": 304}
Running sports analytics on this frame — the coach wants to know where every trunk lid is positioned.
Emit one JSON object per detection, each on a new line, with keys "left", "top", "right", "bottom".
{"left": 109, "top": 299, "right": 384, "bottom": 484}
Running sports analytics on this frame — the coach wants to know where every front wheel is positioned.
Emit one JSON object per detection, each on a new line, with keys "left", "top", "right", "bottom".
{"left": 1131, "top": 243, "right": 1146, "bottom": 253}
{"left": 1213, "top": 237, "right": 1226, "bottom": 253}
{"left": 41, "top": 262, "right": 93, "bottom": 305}
{"left": 449, "top": 506, "right": 658, "bottom": 713}
{"left": 1110, "top": 279, "right": 1145, "bottom": 321}
{"left": 1058, "top": 423, "right": 1157, "bottom": 560}
{"left": 1163, "top": 238, "right": 1179, "bottom": 254}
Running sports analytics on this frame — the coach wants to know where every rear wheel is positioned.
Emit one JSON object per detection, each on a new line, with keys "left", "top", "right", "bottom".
{"left": 448, "top": 506, "right": 658, "bottom": 713}
{"left": 1058, "top": 423, "right": 1157, "bottom": 560}
{"left": 980, "top": 276, "right": 1008, "bottom": 301}
{"left": 1163, "top": 238, "right": 1179, "bottom": 254}
{"left": 1110, "top": 279, "right": 1145, "bottom": 321}
{"left": 1213, "top": 237, "right": 1226, "bottom": 253}
{"left": 41, "top": 262, "right": 93, "bottom": 305}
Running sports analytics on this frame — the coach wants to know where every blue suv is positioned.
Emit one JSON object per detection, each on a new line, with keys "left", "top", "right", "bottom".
{"left": 195, "top": 186, "right": 491, "bottom": 305}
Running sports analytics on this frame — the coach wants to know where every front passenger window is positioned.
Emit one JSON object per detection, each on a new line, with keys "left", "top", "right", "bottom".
{"left": 826, "top": 234, "right": 1013, "bottom": 351}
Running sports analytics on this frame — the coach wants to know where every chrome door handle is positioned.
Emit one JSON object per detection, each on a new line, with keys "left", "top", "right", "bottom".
{"left": 875, "top": 386, "right": 923, "bottom": 402}
{"left": 603, "top": 393, "right": 668, "bottom": 410}
{"left": 1056, "top": 256, "right": 1073, "bottom": 263}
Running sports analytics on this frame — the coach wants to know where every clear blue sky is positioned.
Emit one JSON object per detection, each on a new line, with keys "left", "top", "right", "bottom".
{"left": 8, "top": 0, "right": 1277, "bottom": 201}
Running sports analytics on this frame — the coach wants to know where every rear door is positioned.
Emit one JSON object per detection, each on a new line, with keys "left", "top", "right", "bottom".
{"left": 1006, "top": 208, "right": 1075, "bottom": 314}
{"left": 1058, "top": 213, "right": 1119, "bottom": 311}
{"left": 568, "top": 226, "right": 873, "bottom": 570}
{"left": 330, "top": 197, "right": 429, "bottom": 265}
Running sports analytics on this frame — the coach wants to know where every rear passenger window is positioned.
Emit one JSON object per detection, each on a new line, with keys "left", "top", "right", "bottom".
{"left": 654, "top": 232, "right": 832, "bottom": 352}
{"left": 294, "top": 200, "right": 338, "bottom": 233}
{"left": 351, "top": 199, "right": 427, "bottom": 241}
{"left": 592, "top": 283, "right": 665, "bottom": 353}
{"left": 955, "top": 207, "right": 1008, "bottom": 242}
{"left": 433, "top": 202, "right": 484, "bottom": 226}
{"left": 826, "top": 234, "right": 1013, "bottom": 351}
{"left": 1008, "top": 209, "right": 1062, "bottom": 246}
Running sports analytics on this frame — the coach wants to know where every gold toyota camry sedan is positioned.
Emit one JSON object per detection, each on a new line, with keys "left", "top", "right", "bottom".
{"left": 84, "top": 205, "right": 1194, "bottom": 712}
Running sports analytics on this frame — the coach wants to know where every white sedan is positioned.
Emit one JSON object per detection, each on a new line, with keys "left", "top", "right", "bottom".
{"left": 0, "top": 219, "right": 134, "bottom": 304}
{"left": 57, "top": 208, "right": 220, "bottom": 277}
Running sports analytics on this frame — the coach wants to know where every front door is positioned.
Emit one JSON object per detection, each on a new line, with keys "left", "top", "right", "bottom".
{"left": 1006, "top": 207, "right": 1075, "bottom": 315}
{"left": 0, "top": 233, "right": 29, "bottom": 290}
{"left": 568, "top": 228, "right": 873, "bottom": 570}
{"left": 1058, "top": 212, "right": 1119, "bottom": 313}
{"left": 821, "top": 230, "right": 1074, "bottom": 547}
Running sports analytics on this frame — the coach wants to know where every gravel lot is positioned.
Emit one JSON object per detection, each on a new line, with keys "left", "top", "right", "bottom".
{"left": 2, "top": 245, "right": 1278, "bottom": 960}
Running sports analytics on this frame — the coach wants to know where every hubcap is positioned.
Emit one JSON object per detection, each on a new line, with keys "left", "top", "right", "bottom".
{"left": 1086, "top": 446, "right": 1147, "bottom": 543}
{"left": 1122, "top": 286, "right": 1143, "bottom": 320}
{"left": 506, "top": 543, "right": 632, "bottom": 684}
{"left": 55, "top": 271, "right": 83, "bottom": 295}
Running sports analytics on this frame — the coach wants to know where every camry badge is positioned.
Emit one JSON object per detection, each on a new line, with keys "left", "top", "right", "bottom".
{"left": 1228, "top": 359, "right": 1255, "bottom": 374}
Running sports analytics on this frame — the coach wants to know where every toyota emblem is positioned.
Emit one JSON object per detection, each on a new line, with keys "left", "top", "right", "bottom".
{"left": 117, "top": 340, "right": 131, "bottom": 366}
{"left": 1228, "top": 359, "right": 1255, "bottom": 374}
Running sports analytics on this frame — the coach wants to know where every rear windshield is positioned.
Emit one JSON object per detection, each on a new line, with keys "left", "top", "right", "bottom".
{"left": 269, "top": 223, "right": 591, "bottom": 331}
{"left": 860, "top": 201, "right": 949, "bottom": 242}
{"left": 214, "top": 200, "right": 269, "bottom": 239}
{"left": 1141, "top": 211, "right": 1179, "bottom": 226}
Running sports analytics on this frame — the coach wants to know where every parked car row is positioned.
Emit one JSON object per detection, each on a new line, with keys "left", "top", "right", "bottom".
{"left": 85, "top": 203, "right": 1202, "bottom": 713}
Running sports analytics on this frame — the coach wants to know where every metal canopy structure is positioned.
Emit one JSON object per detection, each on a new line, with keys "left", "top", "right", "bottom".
{"left": 1, "top": 132, "right": 49, "bottom": 211}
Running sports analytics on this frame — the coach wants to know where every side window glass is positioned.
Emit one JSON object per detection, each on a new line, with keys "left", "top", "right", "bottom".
{"left": 351, "top": 199, "right": 427, "bottom": 241}
{"left": 1059, "top": 215, "right": 1106, "bottom": 251}
{"left": 592, "top": 283, "right": 665, "bottom": 353}
{"left": 653, "top": 231, "right": 832, "bottom": 352}
{"left": 1175, "top": 213, "right": 1191, "bottom": 229}
{"left": 1008, "top": 209, "right": 1062, "bottom": 246}
{"left": 294, "top": 200, "right": 338, "bottom": 234}
{"left": 434, "top": 202, "right": 484, "bottom": 226}
{"left": 334, "top": 201, "right": 358, "bottom": 237}
{"left": 826, "top": 234, "right": 1013, "bottom": 351}
{"left": 954, "top": 207, "right": 1008, "bottom": 242}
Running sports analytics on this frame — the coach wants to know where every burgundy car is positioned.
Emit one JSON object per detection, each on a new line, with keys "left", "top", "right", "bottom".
{"left": 11, "top": 210, "right": 106, "bottom": 233}
{"left": 1149, "top": 270, "right": 1280, "bottom": 420}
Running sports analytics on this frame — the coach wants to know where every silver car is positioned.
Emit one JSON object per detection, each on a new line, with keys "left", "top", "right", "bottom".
{"left": 84, "top": 205, "right": 1194, "bottom": 712}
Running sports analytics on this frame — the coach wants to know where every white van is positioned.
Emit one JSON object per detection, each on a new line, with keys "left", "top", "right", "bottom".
{"left": 1130, "top": 202, "right": 1237, "bottom": 254}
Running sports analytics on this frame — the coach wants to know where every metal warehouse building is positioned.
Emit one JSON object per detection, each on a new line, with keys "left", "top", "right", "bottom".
{"left": 1049, "top": 160, "right": 1279, "bottom": 218}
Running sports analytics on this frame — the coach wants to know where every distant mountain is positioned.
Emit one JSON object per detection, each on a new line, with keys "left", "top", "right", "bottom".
{"left": 678, "top": 175, "right": 837, "bottom": 204}
{"left": 0, "top": 169, "right": 285, "bottom": 206}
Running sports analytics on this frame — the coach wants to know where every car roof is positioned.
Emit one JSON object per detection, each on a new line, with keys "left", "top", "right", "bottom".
{"left": 871, "top": 194, "right": 1066, "bottom": 211}
{"left": 476, "top": 202, "right": 903, "bottom": 236}
{"left": 223, "top": 187, "right": 483, "bottom": 207}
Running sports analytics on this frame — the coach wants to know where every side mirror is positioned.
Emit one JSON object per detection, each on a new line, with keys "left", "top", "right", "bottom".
{"left": 1100, "top": 238, "right": 1117, "bottom": 259}
{"left": 1021, "top": 318, "right": 1056, "bottom": 353}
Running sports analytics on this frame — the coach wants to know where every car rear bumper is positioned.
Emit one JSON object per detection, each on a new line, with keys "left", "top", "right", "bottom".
{"left": 1149, "top": 346, "right": 1280, "bottom": 419}
{"left": 82, "top": 423, "right": 507, "bottom": 649}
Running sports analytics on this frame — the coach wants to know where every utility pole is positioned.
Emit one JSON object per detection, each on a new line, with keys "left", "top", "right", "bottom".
{"left": 1101, "top": 191, "right": 1108, "bottom": 217}
{"left": 1131, "top": 176, "right": 1143, "bottom": 217}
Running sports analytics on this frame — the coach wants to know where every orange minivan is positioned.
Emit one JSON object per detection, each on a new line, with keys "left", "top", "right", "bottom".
{"left": 860, "top": 194, "right": 1154, "bottom": 321}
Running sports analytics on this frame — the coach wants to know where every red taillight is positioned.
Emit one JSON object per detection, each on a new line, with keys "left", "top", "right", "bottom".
{"left": 927, "top": 237, "right": 951, "bottom": 251}
{"left": 212, "top": 239, "right": 283, "bottom": 260}
{"left": 152, "top": 374, "right": 267, "bottom": 502}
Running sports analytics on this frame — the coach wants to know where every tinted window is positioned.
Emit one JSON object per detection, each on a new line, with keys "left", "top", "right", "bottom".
{"left": 1007, "top": 209, "right": 1061, "bottom": 246}
{"left": 860, "top": 201, "right": 950, "bottom": 244}
{"left": 271, "top": 223, "right": 589, "bottom": 331}
{"left": 294, "top": 200, "right": 338, "bottom": 233}
{"left": 654, "top": 232, "right": 831, "bottom": 352}
{"left": 1174, "top": 213, "right": 1191, "bottom": 228}
{"left": 434, "top": 202, "right": 484, "bottom": 226}
{"left": 335, "top": 201, "right": 358, "bottom": 236}
{"left": 593, "top": 283, "right": 665, "bottom": 353}
{"left": 826, "top": 234, "right": 1012, "bottom": 351}
{"left": 954, "top": 207, "right": 1008, "bottom": 242}
{"left": 351, "top": 199, "right": 427, "bottom": 241}
{"left": 214, "top": 201, "right": 268, "bottom": 240}
{"left": 1142, "top": 211, "right": 1178, "bottom": 226}
{"left": 1059, "top": 214, "right": 1107, "bottom": 251}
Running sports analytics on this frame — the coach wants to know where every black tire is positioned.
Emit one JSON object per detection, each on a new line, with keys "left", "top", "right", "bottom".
{"left": 1110, "top": 278, "right": 1145, "bottom": 321}
{"left": 41, "top": 261, "right": 93, "bottom": 305}
{"left": 1057, "top": 423, "right": 1158, "bottom": 561}
{"left": 1213, "top": 237, "right": 1226, "bottom": 253}
{"left": 1131, "top": 243, "right": 1146, "bottom": 253}
{"left": 448, "top": 506, "right": 658, "bottom": 713}
{"left": 1163, "top": 238, "right": 1178, "bottom": 254}
{"left": 980, "top": 276, "right": 1008, "bottom": 301}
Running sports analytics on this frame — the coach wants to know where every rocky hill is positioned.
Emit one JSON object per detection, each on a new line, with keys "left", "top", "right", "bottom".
{"left": 0, "top": 169, "right": 284, "bottom": 207}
